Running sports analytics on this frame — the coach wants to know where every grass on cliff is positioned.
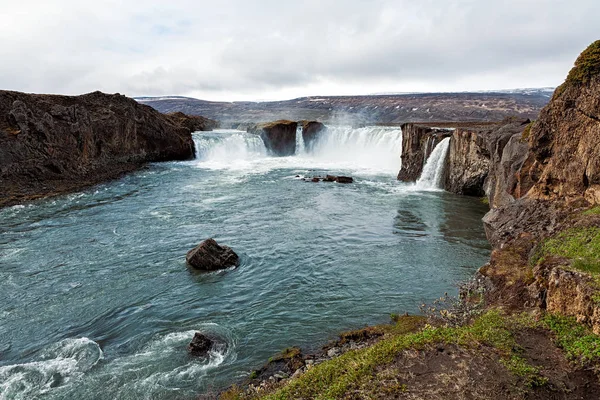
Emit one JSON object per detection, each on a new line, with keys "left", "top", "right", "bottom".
{"left": 555, "top": 40, "right": 600, "bottom": 98}
{"left": 536, "top": 227, "right": 600, "bottom": 274}
{"left": 253, "top": 311, "right": 547, "bottom": 399}
{"left": 566, "top": 40, "right": 600, "bottom": 85}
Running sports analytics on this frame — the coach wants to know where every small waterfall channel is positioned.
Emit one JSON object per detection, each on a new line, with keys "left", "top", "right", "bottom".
{"left": 415, "top": 137, "right": 451, "bottom": 189}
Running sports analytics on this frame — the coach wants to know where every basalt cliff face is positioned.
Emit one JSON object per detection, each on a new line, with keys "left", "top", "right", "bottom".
{"left": 0, "top": 90, "right": 210, "bottom": 207}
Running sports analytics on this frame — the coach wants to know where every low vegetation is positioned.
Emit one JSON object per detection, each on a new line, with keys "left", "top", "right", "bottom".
{"left": 543, "top": 314, "right": 600, "bottom": 364}
{"left": 246, "top": 310, "right": 550, "bottom": 399}
{"left": 536, "top": 227, "right": 600, "bottom": 274}
{"left": 566, "top": 40, "right": 600, "bottom": 86}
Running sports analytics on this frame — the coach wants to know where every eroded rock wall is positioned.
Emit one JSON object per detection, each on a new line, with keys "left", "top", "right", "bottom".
{"left": 397, "top": 124, "right": 452, "bottom": 181}
{"left": 0, "top": 90, "right": 203, "bottom": 207}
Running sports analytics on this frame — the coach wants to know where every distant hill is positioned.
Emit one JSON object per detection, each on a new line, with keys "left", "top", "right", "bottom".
{"left": 135, "top": 88, "right": 554, "bottom": 124}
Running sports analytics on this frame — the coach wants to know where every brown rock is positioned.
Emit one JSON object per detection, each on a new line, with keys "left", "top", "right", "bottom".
{"left": 186, "top": 238, "right": 239, "bottom": 271}
{"left": 335, "top": 176, "right": 353, "bottom": 184}
{"left": 248, "top": 120, "right": 298, "bottom": 156}
{"left": 166, "top": 111, "right": 219, "bottom": 132}
{"left": 0, "top": 90, "right": 207, "bottom": 208}
{"left": 522, "top": 40, "right": 600, "bottom": 203}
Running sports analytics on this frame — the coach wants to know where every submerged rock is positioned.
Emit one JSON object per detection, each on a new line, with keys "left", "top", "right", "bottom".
{"left": 186, "top": 238, "right": 239, "bottom": 271}
{"left": 188, "top": 332, "right": 214, "bottom": 357}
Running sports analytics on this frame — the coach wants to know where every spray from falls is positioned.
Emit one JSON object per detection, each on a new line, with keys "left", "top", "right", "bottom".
{"left": 415, "top": 137, "right": 450, "bottom": 189}
{"left": 193, "top": 131, "right": 267, "bottom": 164}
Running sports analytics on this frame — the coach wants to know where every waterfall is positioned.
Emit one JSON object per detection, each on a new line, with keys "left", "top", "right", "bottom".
{"left": 415, "top": 137, "right": 450, "bottom": 189}
{"left": 193, "top": 130, "right": 267, "bottom": 163}
{"left": 308, "top": 126, "right": 403, "bottom": 173}
{"left": 295, "top": 125, "right": 305, "bottom": 155}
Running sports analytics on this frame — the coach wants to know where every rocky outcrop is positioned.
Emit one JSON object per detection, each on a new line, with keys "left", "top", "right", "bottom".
{"left": 186, "top": 238, "right": 240, "bottom": 271}
{"left": 166, "top": 111, "right": 219, "bottom": 132}
{"left": 188, "top": 332, "right": 214, "bottom": 357}
{"left": 248, "top": 120, "right": 298, "bottom": 156}
{"left": 0, "top": 90, "right": 210, "bottom": 207}
{"left": 519, "top": 41, "right": 600, "bottom": 205}
{"left": 476, "top": 41, "right": 600, "bottom": 330}
{"left": 444, "top": 128, "right": 490, "bottom": 196}
{"left": 397, "top": 124, "right": 452, "bottom": 181}
{"left": 301, "top": 121, "right": 326, "bottom": 152}
{"left": 482, "top": 120, "right": 531, "bottom": 208}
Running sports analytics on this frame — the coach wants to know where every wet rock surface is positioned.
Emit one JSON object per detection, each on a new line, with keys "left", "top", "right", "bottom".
{"left": 188, "top": 332, "right": 214, "bottom": 357}
{"left": 186, "top": 238, "right": 240, "bottom": 271}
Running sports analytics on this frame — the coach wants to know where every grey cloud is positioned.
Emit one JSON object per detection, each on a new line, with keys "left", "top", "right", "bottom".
{"left": 0, "top": 0, "right": 598, "bottom": 100}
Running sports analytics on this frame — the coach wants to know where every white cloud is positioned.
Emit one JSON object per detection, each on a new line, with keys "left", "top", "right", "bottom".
{"left": 0, "top": 0, "right": 597, "bottom": 101}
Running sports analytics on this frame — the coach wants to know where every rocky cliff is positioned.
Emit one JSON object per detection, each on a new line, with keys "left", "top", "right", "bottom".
{"left": 0, "top": 90, "right": 208, "bottom": 207}
{"left": 396, "top": 124, "right": 453, "bottom": 181}
{"left": 479, "top": 40, "right": 600, "bottom": 332}
{"left": 248, "top": 120, "right": 298, "bottom": 156}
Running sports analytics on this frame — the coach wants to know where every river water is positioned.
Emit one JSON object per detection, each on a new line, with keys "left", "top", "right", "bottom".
{"left": 0, "top": 127, "right": 490, "bottom": 399}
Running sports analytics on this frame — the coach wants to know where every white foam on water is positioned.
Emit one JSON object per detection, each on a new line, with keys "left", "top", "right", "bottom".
{"left": 0, "top": 338, "right": 102, "bottom": 400}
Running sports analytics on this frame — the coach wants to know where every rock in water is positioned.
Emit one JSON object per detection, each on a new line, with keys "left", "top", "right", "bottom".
{"left": 248, "top": 120, "right": 297, "bottom": 156}
{"left": 186, "top": 238, "right": 240, "bottom": 271}
{"left": 188, "top": 332, "right": 213, "bottom": 357}
{"left": 335, "top": 176, "right": 353, "bottom": 184}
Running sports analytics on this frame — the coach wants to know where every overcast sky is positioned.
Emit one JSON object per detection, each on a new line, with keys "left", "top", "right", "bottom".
{"left": 0, "top": 0, "right": 598, "bottom": 101}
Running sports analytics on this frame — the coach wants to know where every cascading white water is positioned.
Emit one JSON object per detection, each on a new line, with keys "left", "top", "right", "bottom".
{"left": 415, "top": 137, "right": 451, "bottom": 189}
{"left": 191, "top": 126, "right": 403, "bottom": 175}
{"left": 295, "top": 125, "right": 305, "bottom": 155}
{"left": 193, "top": 130, "right": 267, "bottom": 165}
{"left": 309, "top": 126, "right": 403, "bottom": 173}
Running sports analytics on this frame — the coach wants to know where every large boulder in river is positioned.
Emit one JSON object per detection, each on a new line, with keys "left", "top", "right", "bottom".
{"left": 186, "top": 238, "right": 240, "bottom": 271}
{"left": 248, "top": 120, "right": 298, "bottom": 156}
{"left": 188, "top": 332, "right": 214, "bottom": 357}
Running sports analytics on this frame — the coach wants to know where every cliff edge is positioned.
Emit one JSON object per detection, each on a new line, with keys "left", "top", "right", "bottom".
{"left": 0, "top": 90, "right": 211, "bottom": 207}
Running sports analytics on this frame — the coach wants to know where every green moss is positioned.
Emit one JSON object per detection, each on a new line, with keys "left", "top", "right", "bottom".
{"left": 500, "top": 355, "right": 548, "bottom": 388}
{"left": 521, "top": 121, "right": 535, "bottom": 142}
{"left": 537, "top": 227, "right": 600, "bottom": 274}
{"left": 258, "top": 311, "right": 540, "bottom": 399}
{"left": 249, "top": 370, "right": 259, "bottom": 380}
{"left": 565, "top": 40, "right": 600, "bottom": 86}
{"left": 543, "top": 314, "right": 600, "bottom": 364}
{"left": 481, "top": 196, "right": 490, "bottom": 206}
{"left": 583, "top": 206, "right": 600, "bottom": 216}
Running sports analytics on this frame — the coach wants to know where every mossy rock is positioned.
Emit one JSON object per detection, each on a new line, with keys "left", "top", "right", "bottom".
{"left": 565, "top": 40, "right": 600, "bottom": 86}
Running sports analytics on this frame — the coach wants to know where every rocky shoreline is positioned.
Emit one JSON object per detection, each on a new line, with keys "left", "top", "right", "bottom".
{"left": 207, "top": 41, "right": 600, "bottom": 400}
